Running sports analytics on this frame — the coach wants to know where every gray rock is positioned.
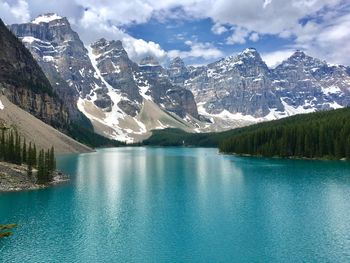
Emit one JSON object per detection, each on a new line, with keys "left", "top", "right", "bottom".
{"left": 167, "top": 57, "right": 189, "bottom": 87}
{"left": 170, "top": 48, "right": 350, "bottom": 118}
{"left": 9, "top": 14, "right": 112, "bottom": 116}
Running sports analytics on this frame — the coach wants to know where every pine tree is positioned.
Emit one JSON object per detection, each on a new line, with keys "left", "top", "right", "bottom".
{"left": 27, "top": 142, "right": 33, "bottom": 177}
{"left": 32, "top": 144, "right": 37, "bottom": 167}
{"left": 50, "top": 146, "right": 56, "bottom": 171}
{"left": 0, "top": 129, "right": 5, "bottom": 160}
{"left": 45, "top": 149, "right": 50, "bottom": 181}
{"left": 22, "top": 138, "right": 27, "bottom": 163}
{"left": 37, "top": 150, "right": 45, "bottom": 184}
{"left": 6, "top": 131, "right": 14, "bottom": 162}
{"left": 14, "top": 132, "right": 21, "bottom": 165}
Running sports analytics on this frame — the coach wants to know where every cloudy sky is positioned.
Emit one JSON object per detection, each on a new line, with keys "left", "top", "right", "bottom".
{"left": 1, "top": 0, "right": 349, "bottom": 67}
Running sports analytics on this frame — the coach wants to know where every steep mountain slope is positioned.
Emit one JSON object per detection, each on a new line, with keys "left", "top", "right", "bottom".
{"left": 9, "top": 14, "right": 350, "bottom": 142}
{"left": 168, "top": 49, "right": 350, "bottom": 123}
{"left": 272, "top": 51, "right": 350, "bottom": 111}
{"left": 9, "top": 14, "right": 111, "bottom": 121}
{"left": 183, "top": 48, "right": 282, "bottom": 117}
{"left": 11, "top": 14, "right": 202, "bottom": 142}
{"left": 0, "top": 18, "right": 68, "bottom": 129}
{"left": 0, "top": 95, "right": 91, "bottom": 154}
{"left": 78, "top": 39, "right": 201, "bottom": 142}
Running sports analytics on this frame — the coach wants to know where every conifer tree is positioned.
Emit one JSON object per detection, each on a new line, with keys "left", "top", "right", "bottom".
{"left": 14, "top": 132, "right": 21, "bottom": 165}
{"left": 50, "top": 146, "right": 56, "bottom": 171}
{"left": 6, "top": 131, "right": 14, "bottom": 162}
{"left": 45, "top": 149, "right": 50, "bottom": 181}
{"left": 27, "top": 142, "right": 33, "bottom": 177}
{"left": 33, "top": 144, "right": 37, "bottom": 167}
{"left": 22, "top": 138, "right": 27, "bottom": 163}
{"left": 37, "top": 150, "right": 45, "bottom": 184}
{"left": 0, "top": 129, "right": 5, "bottom": 160}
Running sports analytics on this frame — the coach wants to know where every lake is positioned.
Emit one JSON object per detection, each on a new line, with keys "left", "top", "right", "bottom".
{"left": 1, "top": 147, "right": 350, "bottom": 262}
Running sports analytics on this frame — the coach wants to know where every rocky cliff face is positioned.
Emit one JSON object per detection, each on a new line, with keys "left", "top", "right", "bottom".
{"left": 137, "top": 55, "right": 198, "bottom": 119}
{"left": 272, "top": 51, "right": 350, "bottom": 111}
{"left": 90, "top": 38, "right": 142, "bottom": 116}
{"left": 10, "top": 15, "right": 200, "bottom": 142}
{"left": 10, "top": 14, "right": 350, "bottom": 142}
{"left": 168, "top": 48, "right": 350, "bottom": 120}
{"left": 9, "top": 14, "right": 111, "bottom": 120}
{"left": 0, "top": 18, "right": 68, "bottom": 129}
{"left": 167, "top": 57, "right": 189, "bottom": 87}
{"left": 179, "top": 48, "right": 283, "bottom": 117}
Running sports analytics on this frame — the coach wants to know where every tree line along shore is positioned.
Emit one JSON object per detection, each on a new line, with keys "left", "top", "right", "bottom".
{"left": 0, "top": 126, "right": 60, "bottom": 191}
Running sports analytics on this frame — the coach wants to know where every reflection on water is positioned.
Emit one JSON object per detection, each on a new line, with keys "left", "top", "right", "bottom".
{"left": 1, "top": 147, "right": 350, "bottom": 262}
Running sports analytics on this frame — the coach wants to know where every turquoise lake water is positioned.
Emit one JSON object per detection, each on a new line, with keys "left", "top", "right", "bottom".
{"left": 1, "top": 147, "right": 350, "bottom": 262}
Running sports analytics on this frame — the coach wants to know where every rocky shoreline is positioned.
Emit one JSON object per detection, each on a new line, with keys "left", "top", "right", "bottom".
{"left": 0, "top": 161, "right": 68, "bottom": 192}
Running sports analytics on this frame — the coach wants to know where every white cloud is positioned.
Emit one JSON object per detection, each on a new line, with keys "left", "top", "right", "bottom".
{"left": 292, "top": 10, "right": 350, "bottom": 65}
{"left": 211, "top": 22, "right": 228, "bottom": 35}
{"left": 226, "top": 26, "right": 249, "bottom": 44}
{"left": 249, "top": 32, "right": 259, "bottom": 42}
{"left": 263, "top": 0, "right": 272, "bottom": 9}
{"left": 261, "top": 49, "right": 295, "bottom": 68}
{"left": 168, "top": 40, "right": 223, "bottom": 60}
{"left": 0, "top": 0, "right": 30, "bottom": 24}
{"left": 123, "top": 38, "right": 167, "bottom": 63}
{"left": 0, "top": 0, "right": 349, "bottom": 65}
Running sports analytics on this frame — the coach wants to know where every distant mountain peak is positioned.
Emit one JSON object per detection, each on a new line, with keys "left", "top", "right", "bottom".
{"left": 169, "top": 57, "right": 186, "bottom": 67}
{"left": 171, "top": 57, "right": 184, "bottom": 63}
{"left": 31, "top": 13, "right": 64, "bottom": 24}
{"left": 92, "top": 38, "right": 124, "bottom": 51}
{"left": 139, "top": 56, "right": 159, "bottom": 66}
{"left": 238, "top": 47, "right": 262, "bottom": 61}
{"left": 281, "top": 50, "right": 326, "bottom": 68}
{"left": 243, "top": 47, "right": 257, "bottom": 53}
{"left": 290, "top": 50, "right": 307, "bottom": 58}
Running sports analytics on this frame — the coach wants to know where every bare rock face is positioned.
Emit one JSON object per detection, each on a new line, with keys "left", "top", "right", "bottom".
{"left": 90, "top": 38, "right": 141, "bottom": 116}
{"left": 9, "top": 15, "right": 199, "bottom": 141}
{"left": 90, "top": 39, "right": 199, "bottom": 119}
{"left": 272, "top": 51, "right": 350, "bottom": 111}
{"left": 180, "top": 48, "right": 282, "bottom": 117}
{"left": 138, "top": 56, "right": 198, "bottom": 118}
{"left": 9, "top": 14, "right": 112, "bottom": 117}
{"left": 167, "top": 57, "right": 189, "bottom": 87}
{"left": 91, "top": 39, "right": 141, "bottom": 102}
{"left": 168, "top": 48, "right": 350, "bottom": 118}
{"left": 0, "top": 18, "right": 68, "bottom": 129}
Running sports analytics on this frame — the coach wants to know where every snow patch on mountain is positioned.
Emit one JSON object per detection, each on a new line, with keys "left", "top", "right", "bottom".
{"left": 0, "top": 99, "right": 4, "bottom": 110}
{"left": 322, "top": 85, "right": 342, "bottom": 95}
{"left": 31, "top": 14, "right": 63, "bottom": 24}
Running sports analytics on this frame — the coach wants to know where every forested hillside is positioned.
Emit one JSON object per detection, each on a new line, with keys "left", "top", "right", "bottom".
{"left": 143, "top": 108, "right": 350, "bottom": 159}
{"left": 219, "top": 108, "right": 350, "bottom": 159}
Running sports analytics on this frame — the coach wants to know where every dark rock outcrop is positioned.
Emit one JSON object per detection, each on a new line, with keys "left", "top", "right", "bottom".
{"left": 0, "top": 18, "right": 68, "bottom": 129}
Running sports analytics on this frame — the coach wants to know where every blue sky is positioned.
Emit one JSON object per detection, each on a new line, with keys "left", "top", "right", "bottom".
{"left": 0, "top": 0, "right": 349, "bottom": 67}
{"left": 124, "top": 16, "right": 293, "bottom": 65}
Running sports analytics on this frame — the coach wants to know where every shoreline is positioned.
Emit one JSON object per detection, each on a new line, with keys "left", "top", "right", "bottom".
{"left": 219, "top": 151, "right": 349, "bottom": 161}
{"left": 0, "top": 161, "right": 69, "bottom": 192}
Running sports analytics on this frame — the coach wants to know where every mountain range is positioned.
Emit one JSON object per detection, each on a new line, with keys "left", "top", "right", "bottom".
{"left": 8, "top": 13, "right": 350, "bottom": 142}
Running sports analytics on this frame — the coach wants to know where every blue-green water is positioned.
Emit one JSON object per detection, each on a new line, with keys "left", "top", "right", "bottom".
{"left": 1, "top": 147, "right": 350, "bottom": 262}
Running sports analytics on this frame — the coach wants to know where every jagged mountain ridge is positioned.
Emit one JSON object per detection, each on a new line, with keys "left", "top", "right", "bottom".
{"left": 10, "top": 14, "right": 201, "bottom": 142}
{"left": 9, "top": 13, "right": 350, "bottom": 142}
{"left": 9, "top": 14, "right": 111, "bottom": 121}
{"left": 168, "top": 48, "right": 350, "bottom": 120}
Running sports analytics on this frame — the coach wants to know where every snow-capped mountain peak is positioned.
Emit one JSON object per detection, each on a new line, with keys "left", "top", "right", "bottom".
{"left": 9, "top": 15, "right": 350, "bottom": 143}
{"left": 31, "top": 13, "right": 63, "bottom": 24}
